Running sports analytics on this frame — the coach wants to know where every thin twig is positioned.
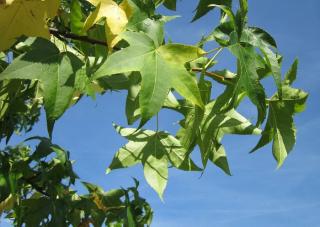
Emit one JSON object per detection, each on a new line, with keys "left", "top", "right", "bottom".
{"left": 49, "top": 28, "right": 107, "bottom": 47}
{"left": 192, "top": 68, "right": 234, "bottom": 85}
{"left": 48, "top": 28, "right": 234, "bottom": 87}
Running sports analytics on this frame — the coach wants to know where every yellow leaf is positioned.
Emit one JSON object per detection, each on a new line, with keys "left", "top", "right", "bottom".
{"left": 0, "top": 0, "right": 59, "bottom": 51}
{"left": 83, "top": 0, "right": 130, "bottom": 51}
{"left": 0, "top": 194, "right": 15, "bottom": 214}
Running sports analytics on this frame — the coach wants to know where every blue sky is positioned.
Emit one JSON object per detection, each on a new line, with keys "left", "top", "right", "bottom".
{"left": 2, "top": 0, "right": 320, "bottom": 226}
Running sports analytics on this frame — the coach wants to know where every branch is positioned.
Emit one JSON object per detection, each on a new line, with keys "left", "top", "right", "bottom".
{"left": 48, "top": 28, "right": 234, "bottom": 87}
{"left": 49, "top": 28, "right": 107, "bottom": 47}
{"left": 191, "top": 68, "right": 234, "bottom": 85}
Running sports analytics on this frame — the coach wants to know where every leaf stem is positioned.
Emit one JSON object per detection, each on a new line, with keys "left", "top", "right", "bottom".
{"left": 205, "top": 47, "right": 223, "bottom": 56}
{"left": 156, "top": 113, "right": 159, "bottom": 132}
{"left": 205, "top": 47, "right": 223, "bottom": 70}
{"left": 192, "top": 68, "right": 234, "bottom": 85}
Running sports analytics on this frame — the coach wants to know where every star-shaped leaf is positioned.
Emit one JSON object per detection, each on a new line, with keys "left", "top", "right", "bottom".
{"left": 83, "top": 0, "right": 130, "bottom": 50}
{"left": 94, "top": 31, "right": 204, "bottom": 126}
{"left": 0, "top": 0, "right": 59, "bottom": 51}
{"left": 107, "top": 124, "right": 201, "bottom": 199}
{"left": 251, "top": 60, "right": 308, "bottom": 168}
{"left": 0, "top": 39, "right": 83, "bottom": 136}
{"left": 178, "top": 99, "right": 260, "bottom": 174}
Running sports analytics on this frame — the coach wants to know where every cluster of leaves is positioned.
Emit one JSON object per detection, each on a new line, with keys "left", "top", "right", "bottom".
{"left": 0, "top": 0, "right": 308, "bottom": 225}
{"left": 0, "top": 138, "right": 152, "bottom": 226}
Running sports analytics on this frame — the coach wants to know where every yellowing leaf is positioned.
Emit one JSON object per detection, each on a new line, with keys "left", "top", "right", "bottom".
{"left": 0, "top": 0, "right": 59, "bottom": 51}
{"left": 84, "top": 0, "right": 130, "bottom": 50}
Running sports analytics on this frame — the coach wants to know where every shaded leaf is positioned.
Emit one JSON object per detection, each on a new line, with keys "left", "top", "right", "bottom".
{"left": 252, "top": 77, "right": 308, "bottom": 167}
{"left": 241, "top": 27, "right": 282, "bottom": 97}
{"left": 229, "top": 43, "right": 267, "bottom": 125}
{"left": 192, "top": 0, "right": 232, "bottom": 22}
{"left": 108, "top": 124, "right": 201, "bottom": 198}
{"left": 0, "top": 39, "right": 83, "bottom": 136}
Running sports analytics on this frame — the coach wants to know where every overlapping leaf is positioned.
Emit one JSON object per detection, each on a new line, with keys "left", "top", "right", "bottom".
{"left": 177, "top": 99, "right": 260, "bottom": 174}
{"left": 251, "top": 60, "right": 308, "bottom": 167}
{"left": 192, "top": 0, "right": 232, "bottom": 21}
{"left": 0, "top": 39, "right": 83, "bottom": 136}
{"left": 0, "top": 140, "right": 153, "bottom": 226}
{"left": 107, "top": 124, "right": 201, "bottom": 198}
{"left": 241, "top": 27, "right": 282, "bottom": 97}
{"left": 0, "top": 0, "right": 59, "bottom": 51}
{"left": 94, "top": 31, "right": 204, "bottom": 125}
{"left": 83, "top": 0, "right": 130, "bottom": 50}
{"left": 228, "top": 44, "right": 267, "bottom": 125}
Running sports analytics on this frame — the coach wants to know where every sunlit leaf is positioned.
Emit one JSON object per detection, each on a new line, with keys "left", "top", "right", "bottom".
{"left": 0, "top": 0, "right": 59, "bottom": 51}
{"left": 95, "top": 31, "right": 204, "bottom": 126}
{"left": 83, "top": 0, "right": 130, "bottom": 50}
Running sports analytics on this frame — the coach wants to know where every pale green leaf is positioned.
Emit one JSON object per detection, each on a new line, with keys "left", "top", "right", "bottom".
{"left": 94, "top": 31, "right": 204, "bottom": 125}
{"left": 108, "top": 125, "right": 201, "bottom": 198}
{"left": 143, "top": 154, "right": 168, "bottom": 199}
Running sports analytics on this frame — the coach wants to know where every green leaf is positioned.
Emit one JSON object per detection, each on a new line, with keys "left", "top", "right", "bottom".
{"left": 192, "top": 0, "right": 232, "bottom": 22}
{"left": 126, "top": 205, "right": 136, "bottom": 227}
{"left": 126, "top": 83, "right": 141, "bottom": 125}
{"left": 241, "top": 27, "right": 282, "bottom": 97}
{"left": 177, "top": 99, "right": 259, "bottom": 174}
{"left": 198, "top": 100, "right": 259, "bottom": 173}
{"left": 209, "top": 4, "right": 237, "bottom": 31}
{"left": 229, "top": 43, "right": 267, "bottom": 125}
{"left": 199, "top": 20, "right": 234, "bottom": 47}
{"left": 284, "top": 59, "right": 298, "bottom": 85}
{"left": 124, "top": 0, "right": 154, "bottom": 30}
{"left": 94, "top": 31, "right": 204, "bottom": 125}
{"left": 239, "top": 0, "right": 248, "bottom": 18}
{"left": 20, "top": 197, "right": 53, "bottom": 226}
{"left": 0, "top": 39, "right": 83, "bottom": 136}
{"left": 133, "top": 18, "right": 164, "bottom": 47}
{"left": 163, "top": 0, "right": 176, "bottom": 10}
{"left": 208, "top": 143, "right": 230, "bottom": 175}
{"left": 251, "top": 85, "right": 308, "bottom": 168}
{"left": 107, "top": 124, "right": 201, "bottom": 198}
{"left": 143, "top": 154, "right": 168, "bottom": 200}
{"left": 235, "top": 0, "right": 248, "bottom": 38}
{"left": 70, "top": 0, "right": 84, "bottom": 35}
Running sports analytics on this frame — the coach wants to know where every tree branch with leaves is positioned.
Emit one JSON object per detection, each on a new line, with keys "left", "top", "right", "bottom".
{"left": 0, "top": 0, "right": 308, "bottom": 226}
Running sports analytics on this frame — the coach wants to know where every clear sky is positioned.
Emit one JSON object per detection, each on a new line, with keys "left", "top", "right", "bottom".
{"left": 2, "top": 0, "right": 320, "bottom": 226}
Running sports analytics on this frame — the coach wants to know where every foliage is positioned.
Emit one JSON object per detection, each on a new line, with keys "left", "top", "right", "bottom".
{"left": 0, "top": 138, "right": 152, "bottom": 226}
{"left": 0, "top": 0, "right": 307, "bottom": 226}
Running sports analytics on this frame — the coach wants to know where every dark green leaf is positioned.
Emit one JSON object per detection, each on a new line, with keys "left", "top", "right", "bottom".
{"left": 229, "top": 43, "right": 267, "bottom": 125}
{"left": 0, "top": 38, "right": 83, "bottom": 136}
{"left": 192, "top": 0, "right": 232, "bottom": 21}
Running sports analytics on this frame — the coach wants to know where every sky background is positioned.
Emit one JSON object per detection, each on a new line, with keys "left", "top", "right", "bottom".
{"left": 2, "top": 0, "right": 320, "bottom": 226}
